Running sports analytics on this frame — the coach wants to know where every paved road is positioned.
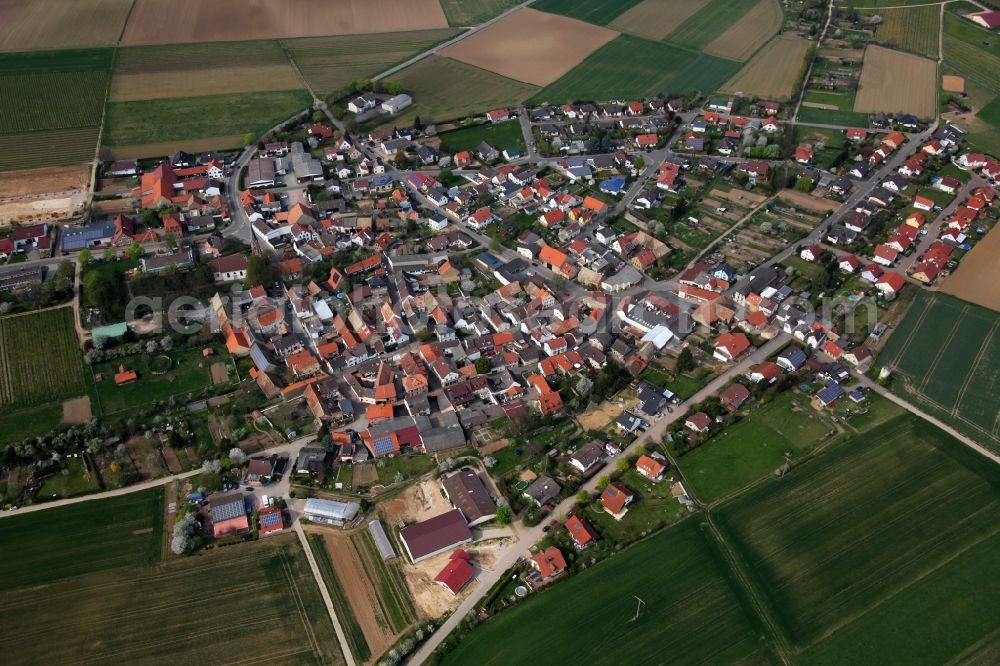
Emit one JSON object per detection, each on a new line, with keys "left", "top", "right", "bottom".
{"left": 409, "top": 334, "right": 789, "bottom": 664}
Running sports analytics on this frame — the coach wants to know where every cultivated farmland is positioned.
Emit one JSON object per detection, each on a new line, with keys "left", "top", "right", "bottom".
{"left": 943, "top": 12, "right": 1000, "bottom": 92}
{"left": 309, "top": 530, "right": 417, "bottom": 663}
{"left": 532, "top": 0, "right": 645, "bottom": 26}
{"left": 530, "top": 35, "right": 696, "bottom": 104}
{"left": 869, "top": 5, "right": 941, "bottom": 58}
{"left": 0, "top": 49, "right": 111, "bottom": 134}
{"left": 103, "top": 89, "right": 312, "bottom": 147}
{"left": 664, "top": 0, "right": 758, "bottom": 51}
{"left": 854, "top": 45, "right": 937, "bottom": 118}
{"left": 111, "top": 41, "right": 303, "bottom": 101}
{"left": 704, "top": 0, "right": 783, "bottom": 61}
{"left": 106, "top": 135, "right": 246, "bottom": 160}
{"left": 1, "top": 534, "right": 346, "bottom": 665}
{"left": 283, "top": 28, "right": 460, "bottom": 94}
{"left": 610, "top": 0, "right": 710, "bottom": 41}
{"left": 440, "top": 519, "right": 771, "bottom": 665}
{"left": 439, "top": 0, "right": 523, "bottom": 26}
{"left": 384, "top": 56, "right": 539, "bottom": 126}
{"left": 0, "top": 0, "right": 133, "bottom": 51}
{"left": 440, "top": 8, "right": 619, "bottom": 87}
{"left": 879, "top": 291, "right": 1000, "bottom": 451}
{"left": 0, "top": 308, "right": 88, "bottom": 410}
{"left": 722, "top": 34, "right": 812, "bottom": 100}
{"left": 122, "top": 0, "right": 449, "bottom": 45}
{"left": 662, "top": 53, "right": 744, "bottom": 96}
{"left": 715, "top": 415, "right": 1000, "bottom": 647}
{"left": 943, "top": 222, "right": 1000, "bottom": 311}
{"left": 0, "top": 488, "right": 163, "bottom": 591}
{"left": 0, "top": 127, "right": 100, "bottom": 171}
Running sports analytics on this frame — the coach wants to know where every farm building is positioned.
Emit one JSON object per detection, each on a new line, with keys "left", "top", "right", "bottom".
{"left": 399, "top": 509, "right": 473, "bottom": 563}
{"left": 61, "top": 219, "right": 117, "bottom": 252}
{"left": 434, "top": 550, "right": 475, "bottom": 594}
{"left": 382, "top": 94, "right": 413, "bottom": 115}
{"left": 303, "top": 498, "right": 360, "bottom": 527}
{"left": 210, "top": 494, "right": 250, "bottom": 538}
{"left": 442, "top": 470, "right": 496, "bottom": 526}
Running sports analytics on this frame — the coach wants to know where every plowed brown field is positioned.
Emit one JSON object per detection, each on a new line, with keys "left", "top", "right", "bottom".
{"left": 122, "top": 0, "right": 448, "bottom": 45}
{"left": 440, "top": 8, "right": 618, "bottom": 86}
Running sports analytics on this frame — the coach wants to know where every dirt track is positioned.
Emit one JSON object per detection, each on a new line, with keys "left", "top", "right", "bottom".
{"left": 122, "top": 0, "right": 448, "bottom": 45}
{"left": 440, "top": 8, "right": 618, "bottom": 86}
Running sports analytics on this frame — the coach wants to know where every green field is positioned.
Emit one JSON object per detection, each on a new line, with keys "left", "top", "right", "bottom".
{"left": 869, "top": 5, "right": 941, "bottom": 58}
{"left": 381, "top": 56, "right": 539, "bottom": 127}
{"left": 879, "top": 291, "right": 1000, "bottom": 452}
{"left": 102, "top": 89, "right": 312, "bottom": 146}
{"left": 0, "top": 126, "right": 100, "bottom": 170}
{"left": 664, "top": 0, "right": 757, "bottom": 50}
{"left": 441, "top": 519, "right": 772, "bottom": 665}
{"left": 439, "top": 119, "right": 524, "bottom": 154}
{"left": 533, "top": 0, "right": 645, "bottom": 25}
{"left": 977, "top": 93, "right": 1000, "bottom": 126}
{"left": 0, "top": 402, "right": 64, "bottom": 447}
{"left": 530, "top": 34, "right": 697, "bottom": 103}
{"left": 943, "top": 12, "right": 1000, "bottom": 92}
{"left": 715, "top": 415, "right": 1000, "bottom": 647}
{"left": 677, "top": 391, "right": 834, "bottom": 504}
{"left": 663, "top": 52, "right": 744, "bottom": 96}
{"left": 0, "top": 308, "right": 89, "bottom": 410}
{"left": 283, "top": 29, "right": 460, "bottom": 94}
{"left": 797, "top": 89, "right": 870, "bottom": 127}
{"left": 0, "top": 48, "right": 111, "bottom": 133}
{"left": 0, "top": 534, "right": 346, "bottom": 665}
{"left": 0, "top": 488, "right": 163, "bottom": 591}
{"left": 581, "top": 467, "right": 688, "bottom": 544}
{"left": 92, "top": 347, "right": 231, "bottom": 415}
{"left": 439, "top": 0, "right": 524, "bottom": 26}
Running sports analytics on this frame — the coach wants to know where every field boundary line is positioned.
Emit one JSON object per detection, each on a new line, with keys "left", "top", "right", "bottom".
{"left": 898, "top": 376, "right": 998, "bottom": 446}
{"left": 917, "top": 304, "right": 966, "bottom": 394}
{"left": 294, "top": 522, "right": 357, "bottom": 666}
{"left": 951, "top": 318, "right": 998, "bottom": 417}
{"left": 943, "top": 624, "right": 1000, "bottom": 666}
{"left": 278, "top": 548, "right": 324, "bottom": 659}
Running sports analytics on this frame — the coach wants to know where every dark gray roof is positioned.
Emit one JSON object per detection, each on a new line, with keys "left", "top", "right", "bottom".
{"left": 523, "top": 475, "right": 561, "bottom": 505}
{"left": 210, "top": 494, "right": 246, "bottom": 522}
{"left": 442, "top": 470, "right": 495, "bottom": 523}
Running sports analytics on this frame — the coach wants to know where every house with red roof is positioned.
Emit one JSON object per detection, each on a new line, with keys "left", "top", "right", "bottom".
{"left": 873, "top": 244, "right": 898, "bottom": 266}
{"left": 795, "top": 145, "right": 815, "bottom": 164}
{"left": 876, "top": 271, "right": 906, "bottom": 296}
{"left": 748, "top": 361, "right": 781, "bottom": 384}
{"left": 601, "top": 483, "right": 635, "bottom": 520}
{"left": 531, "top": 546, "right": 567, "bottom": 579}
{"left": 846, "top": 127, "right": 868, "bottom": 142}
{"left": 838, "top": 254, "right": 861, "bottom": 273}
{"left": 714, "top": 332, "right": 750, "bottom": 362}
{"left": 565, "top": 514, "right": 599, "bottom": 548}
{"left": 636, "top": 454, "right": 667, "bottom": 481}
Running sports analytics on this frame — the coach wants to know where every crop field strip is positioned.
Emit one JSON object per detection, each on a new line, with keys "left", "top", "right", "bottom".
{"left": 0, "top": 127, "right": 100, "bottom": 171}
{"left": 441, "top": 519, "right": 772, "bottom": 665}
{"left": 0, "top": 488, "right": 164, "bottom": 591}
{"left": 663, "top": 0, "right": 758, "bottom": 51}
{"left": 853, "top": 44, "right": 937, "bottom": 118}
{"left": 722, "top": 34, "right": 813, "bottom": 100}
{"left": 610, "top": 0, "right": 711, "bottom": 41}
{"left": 282, "top": 28, "right": 461, "bottom": 94}
{"left": 439, "top": 0, "right": 524, "bottom": 26}
{"left": 703, "top": 0, "right": 783, "bottom": 62}
{"left": 880, "top": 291, "right": 1000, "bottom": 449}
{"left": 308, "top": 533, "right": 371, "bottom": 663}
{"left": 714, "top": 415, "right": 1000, "bottom": 647}
{"left": 532, "top": 0, "right": 646, "bottom": 26}
{"left": 111, "top": 40, "right": 304, "bottom": 102}
{"left": 867, "top": 5, "right": 941, "bottom": 58}
{"left": 0, "top": 0, "right": 134, "bottom": 51}
{"left": 0, "top": 308, "right": 89, "bottom": 410}
{"left": 0, "top": 535, "right": 345, "bottom": 665}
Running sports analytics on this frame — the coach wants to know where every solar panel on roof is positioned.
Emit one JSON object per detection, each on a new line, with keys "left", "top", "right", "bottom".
{"left": 261, "top": 512, "right": 281, "bottom": 527}
{"left": 374, "top": 437, "right": 395, "bottom": 455}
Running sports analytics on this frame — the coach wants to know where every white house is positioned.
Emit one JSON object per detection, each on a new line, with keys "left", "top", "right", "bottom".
{"left": 382, "top": 94, "right": 413, "bottom": 115}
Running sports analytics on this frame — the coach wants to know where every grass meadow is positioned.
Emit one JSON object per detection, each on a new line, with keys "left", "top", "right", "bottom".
{"left": 714, "top": 415, "right": 1000, "bottom": 647}
{"left": 380, "top": 56, "right": 539, "bottom": 126}
{"left": 0, "top": 488, "right": 163, "bottom": 591}
{"left": 0, "top": 308, "right": 89, "bottom": 410}
{"left": 438, "top": 120, "right": 525, "bottom": 154}
{"left": 441, "top": 519, "right": 772, "bottom": 665}
{"left": 943, "top": 12, "right": 1000, "bottom": 93}
{"left": 103, "top": 89, "right": 312, "bottom": 146}
{"left": 676, "top": 390, "right": 834, "bottom": 504}
{"left": 1, "top": 534, "right": 346, "bottom": 665}
{"left": 879, "top": 291, "right": 1000, "bottom": 451}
